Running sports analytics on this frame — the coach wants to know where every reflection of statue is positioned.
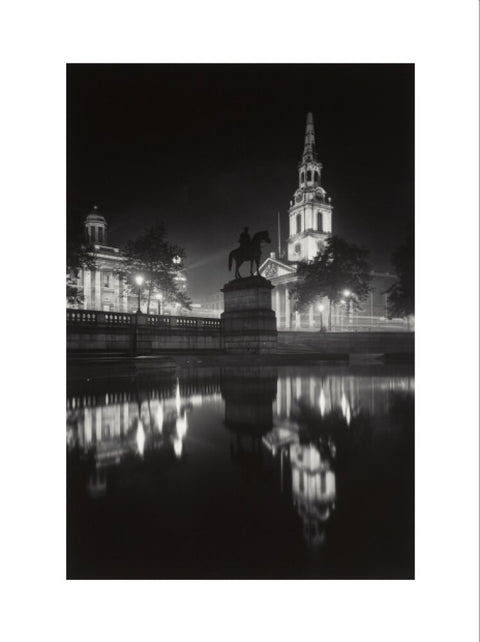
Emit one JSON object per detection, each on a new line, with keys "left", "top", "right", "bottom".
{"left": 221, "top": 367, "right": 278, "bottom": 473}
{"left": 228, "top": 230, "right": 271, "bottom": 279}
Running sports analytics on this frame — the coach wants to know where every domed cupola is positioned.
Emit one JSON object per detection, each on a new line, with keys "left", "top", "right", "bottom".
{"left": 85, "top": 205, "right": 108, "bottom": 246}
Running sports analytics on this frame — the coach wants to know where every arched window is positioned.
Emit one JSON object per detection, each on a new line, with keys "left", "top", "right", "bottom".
{"left": 294, "top": 243, "right": 301, "bottom": 254}
{"left": 296, "top": 214, "right": 302, "bottom": 234}
{"left": 317, "top": 211, "right": 323, "bottom": 231}
{"left": 306, "top": 170, "right": 312, "bottom": 182}
{"left": 300, "top": 171, "right": 305, "bottom": 184}
{"left": 314, "top": 171, "right": 319, "bottom": 184}
{"left": 98, "top": 227, "right": 104, "bottom": 244}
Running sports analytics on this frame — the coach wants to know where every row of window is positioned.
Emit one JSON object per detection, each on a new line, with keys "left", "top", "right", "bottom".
{"left": 300, "top": 169, "right": 319, "bottom": 184}
{"left": 295, "top": 212, "right": 324, "bottom": 234}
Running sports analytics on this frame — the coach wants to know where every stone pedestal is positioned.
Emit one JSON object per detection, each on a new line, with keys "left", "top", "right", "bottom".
{"left": 221, "top": 276, "right": 277, "bottom": 354}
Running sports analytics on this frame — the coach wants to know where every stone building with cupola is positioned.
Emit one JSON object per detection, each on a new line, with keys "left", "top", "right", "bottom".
{"left": 71, "top": 206, "right": 188, "bottom": 314}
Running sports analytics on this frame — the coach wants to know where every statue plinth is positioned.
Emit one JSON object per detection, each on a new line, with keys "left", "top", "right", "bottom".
{"left": 221, "top": 276, "right": 277, "bottom": 354}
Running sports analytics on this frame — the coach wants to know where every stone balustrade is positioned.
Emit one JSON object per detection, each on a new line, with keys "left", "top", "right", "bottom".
{"left": 67, "top": 308, "right": 222, "bottom": 354}
{"left": 67, "top": 309, "right": 221, "bottom": 331}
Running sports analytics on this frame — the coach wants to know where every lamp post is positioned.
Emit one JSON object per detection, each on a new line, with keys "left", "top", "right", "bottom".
{"left": 135, "top": 275, "right": 144, "bottom": 314}
{"left": 318, "top": 303, "right": 325, "bottom": 332}
{"left": 156, "top": 292, "right": 163, "bottom": 315}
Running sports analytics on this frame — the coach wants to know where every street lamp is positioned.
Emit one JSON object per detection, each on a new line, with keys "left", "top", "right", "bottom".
{"left": 156, "top": 292, "right": 163, "bottom": 315}
{"left": 318, "top": 303, "right": 325, "bottom": 332}
{"left": 135, "top": 274, "right": 144, "bottom": 314}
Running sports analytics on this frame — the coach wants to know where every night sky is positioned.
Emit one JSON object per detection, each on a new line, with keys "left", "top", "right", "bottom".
{"left": 67, "top": 64, "right": 414, "bottom": 298}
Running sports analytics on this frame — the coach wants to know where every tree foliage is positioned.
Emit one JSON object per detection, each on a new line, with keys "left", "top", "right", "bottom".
{"left": 292, "top": 236, "right": 372, "bottom": 329}
{"left": 66, "top": 207, "right": 96, "bottom": 305}
{"left": 121, "top": 224, "right": 191, "bottom": 313}
{"left": 386, "top": 233, "right": 414, "bottom": 319}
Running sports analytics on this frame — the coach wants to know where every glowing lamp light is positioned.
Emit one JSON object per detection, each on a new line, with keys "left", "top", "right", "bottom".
{"left": 343, "top": 289, "right": 351, "bottom": 297}
{"left": 135, "top": 274, "right": 144, "bottom": 286}
{"left": 318, "top": 304, "right": 324, "bottom": 312}
{"left": 156, "top": 292, "right": 163, "bottom": 300}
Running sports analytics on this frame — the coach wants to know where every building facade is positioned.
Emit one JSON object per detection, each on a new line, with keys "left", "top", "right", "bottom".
{"left": 258, "top": 113, "right": 400, "bottom": 331}
{"left": 72, "top": 207, "right": 187, "bottom": 315}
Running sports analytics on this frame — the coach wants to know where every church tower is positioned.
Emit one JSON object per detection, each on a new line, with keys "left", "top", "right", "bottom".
{"left": 287, "top": 113, "right": 333, "bottom": 262}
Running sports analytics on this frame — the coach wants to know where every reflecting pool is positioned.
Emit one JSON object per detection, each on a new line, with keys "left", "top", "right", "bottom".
{"left": 67, "top": 364, "right": 414, "bottom": 579}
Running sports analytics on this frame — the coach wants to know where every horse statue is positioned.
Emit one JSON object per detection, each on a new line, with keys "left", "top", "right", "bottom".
{"left": 228, "top": 230, "right": 271, "bottom": 279}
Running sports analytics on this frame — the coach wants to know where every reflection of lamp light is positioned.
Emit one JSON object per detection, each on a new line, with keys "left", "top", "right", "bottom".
{"left": 156, "top": 403, "right": 164, "bottom": 433}
{"left": 174, "top": 413, "right": 188, "bottom": 458}
{"left": 340, "top": 392, "right": 351, "bottom": 426}
{"left": 136, "top": 419, "right": 145, "bottom": 456}
{"left": 319, "top": 388, "right": 326, "bottom": 416}
{"left": 175, "top": 379, "right": 181, "bottom": 415}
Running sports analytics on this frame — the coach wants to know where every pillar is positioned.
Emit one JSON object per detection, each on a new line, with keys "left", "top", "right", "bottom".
{"left": 285, "top": 287, "right": 291, "bottom": 329}
{"left": 121, "top": 277, "right": 128, "bottom": 312}
{"left": 84, "top": 270, "right": 91, "bottom": 309}
{"left": 308, "top": 304, "right": 314, "bottom": 329}
{"left": 94, "top": 270, "right": 101, "bottom": 310}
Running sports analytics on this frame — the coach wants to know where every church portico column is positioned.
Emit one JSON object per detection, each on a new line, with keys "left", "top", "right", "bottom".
{"left": 285, "top": 287, "right": 291, "bottom": 330}
{"left": 275, "top": 288, "right": 281, "bottom": 321}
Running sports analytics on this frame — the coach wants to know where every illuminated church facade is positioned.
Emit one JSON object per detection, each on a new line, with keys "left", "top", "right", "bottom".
{"left": 258, "top": 112, "right": 395, "bottom": 331}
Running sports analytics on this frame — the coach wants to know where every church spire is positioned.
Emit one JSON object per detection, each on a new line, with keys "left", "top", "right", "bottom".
{"left": 303, "top": 112, "right": 317, "bottom": 162}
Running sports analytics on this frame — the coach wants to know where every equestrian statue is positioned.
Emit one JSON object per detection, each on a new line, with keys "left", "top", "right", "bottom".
{"left": 228, "top": 227, "right": 271, "bottom": 279}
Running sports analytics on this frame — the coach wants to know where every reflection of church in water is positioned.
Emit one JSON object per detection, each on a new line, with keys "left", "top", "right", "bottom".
{"left": 67, "top": 370, "right": 413, "bottom": 546}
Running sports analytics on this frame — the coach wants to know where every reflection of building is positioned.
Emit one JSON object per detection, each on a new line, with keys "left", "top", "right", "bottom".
{"left": 72, "top": 207, "right": 188, "bottom": 314}
{"left": 263, "top": 369, "right": 414, "bottom": 547}
{"left": 67, "top": 378, "right": 223, "bottom": 496}
{"left": 290, "top": 443, "right": 336, "bottom": 548}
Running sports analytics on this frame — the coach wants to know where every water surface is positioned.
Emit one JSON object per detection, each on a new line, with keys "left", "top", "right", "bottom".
{"left": 67, "top": 364, "right": 414, "bottom": 579}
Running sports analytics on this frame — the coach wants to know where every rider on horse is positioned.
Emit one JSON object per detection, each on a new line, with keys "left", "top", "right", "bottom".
{"left": 238, "top": 227, "right": 251, "bottom": 251}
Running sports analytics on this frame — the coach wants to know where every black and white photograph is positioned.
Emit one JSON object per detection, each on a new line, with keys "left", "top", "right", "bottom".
{"left": 2, "top": 2, "right": 478, "bottom": 641}
{"left": 67, "top": 63, "right": 415, "bottom": 579}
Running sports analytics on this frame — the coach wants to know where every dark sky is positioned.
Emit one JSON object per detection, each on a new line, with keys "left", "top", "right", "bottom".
{"left": 67, "top": 64, "right": 414, "bottom": 298}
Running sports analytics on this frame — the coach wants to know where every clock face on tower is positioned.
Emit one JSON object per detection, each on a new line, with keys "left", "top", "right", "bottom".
{"left": 295, "top": 194, "right": 303, "bottom": 203}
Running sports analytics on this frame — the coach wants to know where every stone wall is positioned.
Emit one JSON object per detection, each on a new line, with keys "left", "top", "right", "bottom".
{"left": 67, "top": 310, "right": 221, "bottom": 354}
{"left": 278, "top": 331, "right": 414, "bottom": 355}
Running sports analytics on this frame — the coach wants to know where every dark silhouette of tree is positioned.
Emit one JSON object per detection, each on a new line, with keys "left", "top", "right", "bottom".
{"left": 386, "top": 233, "right": 414, "bottom": 320}
{"left": 292, "top": 236, "right": 372, "bottom": 330}
{"left": 66, "top": 207, "right": 96, "bottom": 305}
{"left": 120, "top": 224, "right": 191, "bottom": 313}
